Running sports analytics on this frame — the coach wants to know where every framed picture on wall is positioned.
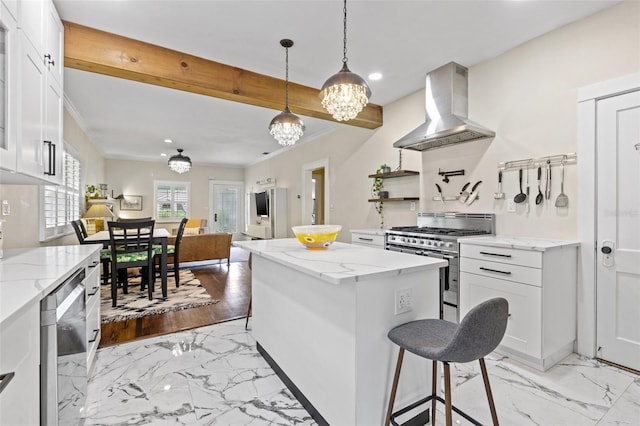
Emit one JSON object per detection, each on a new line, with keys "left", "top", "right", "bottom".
{"left": 120, "top": 195, "right": 143, "bottom": 211}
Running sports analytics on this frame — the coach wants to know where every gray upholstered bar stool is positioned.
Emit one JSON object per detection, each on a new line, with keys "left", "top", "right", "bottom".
{"left": 385, "top": 297, "right": 509, "bottom": 426}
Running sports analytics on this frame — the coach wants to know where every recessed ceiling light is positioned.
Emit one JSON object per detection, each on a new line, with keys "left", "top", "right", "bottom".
{"left": 368, "top": 72, "right": 383, "bottom": 81}
{"left": 160, "top": 153, "right": 167, "bottom": 157}
{"left": 164, "top": 139, "right": 173, "bottom": 143}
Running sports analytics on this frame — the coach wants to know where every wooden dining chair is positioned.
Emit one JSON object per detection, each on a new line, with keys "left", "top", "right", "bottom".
{"left": 107, "top": 219, "right": 156, "bottom": 307}
{"left": 117, "top": 217, "right": 152, "bottom": 222}
{"left": 72, "top": 219, "right": 112, "bottom": 284}
{"left": 154, "top": 217, "right": 188, "bottom": 288}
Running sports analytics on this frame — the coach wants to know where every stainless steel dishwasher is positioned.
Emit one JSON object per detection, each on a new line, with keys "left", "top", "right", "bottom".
{"left": 40, "top": 267, "right": 87, "bottom": 426}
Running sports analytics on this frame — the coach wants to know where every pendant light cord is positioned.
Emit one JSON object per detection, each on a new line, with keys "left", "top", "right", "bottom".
{"left": 285, "top": 46, "right": 290, "bottom": 108}
{"left": 342, "top": 0, "right": 348, "bottom": 64}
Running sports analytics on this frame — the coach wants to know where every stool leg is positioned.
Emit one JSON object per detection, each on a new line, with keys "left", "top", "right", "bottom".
{"left": 480, "top": 357, "right": 499, "bottom": 425}
{"left": 384, "top": 348, "right": 404, "bottom": 426}
{"left": 443, "top": 362, "right": 452, "bottom": 426}
{"left": 431, "top": 360, "right": 438, "bottom": 426}
{"left": 245, "top": 299, "right": 252, "bottom": 330}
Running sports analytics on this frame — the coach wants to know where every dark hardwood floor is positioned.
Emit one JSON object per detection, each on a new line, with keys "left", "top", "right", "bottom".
{"left": 99, "top": 261, "right": 251, "bottom": 348}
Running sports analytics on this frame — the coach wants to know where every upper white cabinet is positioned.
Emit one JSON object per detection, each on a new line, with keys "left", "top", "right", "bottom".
{"left": 44, "top": 2, "right": 62, "bottom": 86}
{"left": 1, "top": 0, "right": 63, "bottom": 184}
{"left": 0, "top": 1, "right": 18, "bottom": 172}
{"left": 18, "top": 0, "right": 45, "bottom": 55}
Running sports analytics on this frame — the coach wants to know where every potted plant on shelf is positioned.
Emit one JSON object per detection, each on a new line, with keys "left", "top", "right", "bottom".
{"left": 371, "top": 164, "right": 389, "bottom": 228}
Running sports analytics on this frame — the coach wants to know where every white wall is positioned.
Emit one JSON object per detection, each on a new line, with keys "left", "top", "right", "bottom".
{"left": 245, "top": 0, "right": 639, "bottom": 242}
{"left": 105, "top": 158, "right": 244, "bottom": 229}
{"left": 0, "top": 109, "right": 106, "bottom": 248}
{"left": 431, "top": 0, "right": 639, "bottom": 239}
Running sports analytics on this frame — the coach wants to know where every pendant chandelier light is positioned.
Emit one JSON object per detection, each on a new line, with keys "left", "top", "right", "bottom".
{"left": 168, "top": 148, "right": 192, "bottom": 174}
{"left": 320, "top": 0, "right": 371, "bottom": 122}
{"left": 269, "top": 39, "right": 305, "bottom": 146}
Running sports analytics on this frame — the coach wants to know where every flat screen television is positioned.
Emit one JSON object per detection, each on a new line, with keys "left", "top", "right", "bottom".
{"left": 255, "top": 191, "right": 269, "bottom": 217}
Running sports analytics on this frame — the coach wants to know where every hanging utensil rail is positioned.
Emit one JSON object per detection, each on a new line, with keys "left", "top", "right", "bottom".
{"left": 498, "top": 153, "right": 577, "bottom": 171}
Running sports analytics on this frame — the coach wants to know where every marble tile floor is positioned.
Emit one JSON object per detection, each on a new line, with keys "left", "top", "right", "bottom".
{"left": 84, "top": 319, "right": 639, "bottom": 425}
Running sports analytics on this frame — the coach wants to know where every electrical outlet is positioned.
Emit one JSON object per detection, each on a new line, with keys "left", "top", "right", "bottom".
{"left": 410, "top": 201, "right": 416, "bottom": 211}
{"left": 507, "top": 199, "right": 516, "bottom": 213}
{"left": 395, "top": 288, "right": 412, "bottom": 315}
{"left": 1, "top": 200, "right": 9, "bottom": 216}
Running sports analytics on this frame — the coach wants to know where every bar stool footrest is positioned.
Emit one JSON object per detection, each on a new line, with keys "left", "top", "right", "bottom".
{"left": 390, "top": 394, "right": 483, "bottom": 426}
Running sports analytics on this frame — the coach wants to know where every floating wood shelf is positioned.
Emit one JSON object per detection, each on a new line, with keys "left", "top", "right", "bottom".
{"left": 368, "top": 170, "right": 419, "bottom": 179}
{"left": 368, "top": 197, "right": 419, "bottom": 202}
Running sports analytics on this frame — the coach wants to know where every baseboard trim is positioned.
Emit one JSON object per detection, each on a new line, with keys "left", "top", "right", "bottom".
{"left": 256, "top": 342, "right": 329, "bottom": 426}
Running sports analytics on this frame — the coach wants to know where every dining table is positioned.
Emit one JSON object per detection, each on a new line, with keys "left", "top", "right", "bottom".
{"left": 85, "top": 228, "right": 171, "bottom": 298}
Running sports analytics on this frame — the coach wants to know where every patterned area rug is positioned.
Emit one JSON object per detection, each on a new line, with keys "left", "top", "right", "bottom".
{"left": 100, "top": 269, "right": 219, "bottom": 324}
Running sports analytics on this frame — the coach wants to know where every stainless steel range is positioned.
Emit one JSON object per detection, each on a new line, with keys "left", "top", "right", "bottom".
{"left": 385, "top": 212, "right": 495, "bottom": 323}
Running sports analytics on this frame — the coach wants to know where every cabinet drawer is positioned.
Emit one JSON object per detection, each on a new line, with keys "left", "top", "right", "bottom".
{"left": 351, "top": 233, "right": 384, "bottom": 248}
{"left": 85, "top": 261, "right": 101, "bottom": 304}
{"left": 86, "top": 295, "right": 101, "bottom": 370}
{"left": 460, "top": 257, "right": 542, "bottom": 287}
{"left": 460, "top": 272, "right": 541, "bottom": 358}
{"left": 460, "top": 244, "right": 542, "bottom": 268}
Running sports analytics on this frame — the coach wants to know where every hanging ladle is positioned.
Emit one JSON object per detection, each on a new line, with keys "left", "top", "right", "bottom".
{"left": 535, "top": 166, "right": 544, "bottom": 205}
{"left": 514, "top": 168, "right": 526, "bottom": 203}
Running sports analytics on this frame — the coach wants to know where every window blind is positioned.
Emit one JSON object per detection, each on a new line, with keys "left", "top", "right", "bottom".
{"left": 41, "top": 151, "right": 81, "bottom": 240}
{"left": 154, "top": 181, "right": 190, "bottom": 222}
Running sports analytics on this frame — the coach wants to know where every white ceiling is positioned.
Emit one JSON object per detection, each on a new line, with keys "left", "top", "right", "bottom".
{"left": 55, "top": 0, "right": 619, "bottom": 168}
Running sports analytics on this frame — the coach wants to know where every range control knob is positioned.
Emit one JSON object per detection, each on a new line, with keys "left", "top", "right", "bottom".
{"left": 445, "top": 242, "right": 454, "bottom": 248}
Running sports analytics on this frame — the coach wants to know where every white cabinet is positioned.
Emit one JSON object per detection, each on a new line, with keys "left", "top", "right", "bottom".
{"left": 459, "top": 237, "right": 579, "bottom": 371}
{"left": 85, "top": 253, "right": 101, "bottom": 372}
{"left": 0, "top": 1, "right": 18, "bottom": 172}
{"left": 351, "top": 229, "right": 385, "bottom": 249}
{"left": 0, "top": 0, "right": 63, "bottom": 184}
{"left": 0, "top": 302, "right": 40, "bottom": 426}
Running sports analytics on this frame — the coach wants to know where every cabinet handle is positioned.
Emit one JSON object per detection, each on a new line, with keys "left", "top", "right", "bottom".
{"left": 43, "top": 141, "right": 56, "bottom": 176}
{"left": 89, "top": 260, "right": 100, "bottom": 268}
{"left": 44, "top": 53, "right": 55, "bottom": 66}
{"left": 88, "top": 329, "right": 100, "bottom": 343}
{"left": 0, "top": 372, "right": 15, "bottom": 394}
{"left": 358, "top": 237, "right": 374, "bottom": 242}
{"left": 479, "top": 251, "right": 512, "bottom": 258}
{"left": 479, "top": 266, "right": 512, "bottom": 275}
{"left": 87, "top": 287, "right": 99, "bottom": 297}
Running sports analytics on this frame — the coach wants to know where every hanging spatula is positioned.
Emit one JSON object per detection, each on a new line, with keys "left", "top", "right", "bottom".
{"left": 555, "top": 160, "right": 569, "bottom": 207}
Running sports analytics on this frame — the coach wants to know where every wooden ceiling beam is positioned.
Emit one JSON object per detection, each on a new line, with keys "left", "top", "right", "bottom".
{"left": 63, "top": 21, "right": 383, "bottom": 129}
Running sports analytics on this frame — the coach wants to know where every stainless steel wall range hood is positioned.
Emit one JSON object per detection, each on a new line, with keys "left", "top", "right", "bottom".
{"left": 393, "top": 62, "right": 495, "bottom": 152}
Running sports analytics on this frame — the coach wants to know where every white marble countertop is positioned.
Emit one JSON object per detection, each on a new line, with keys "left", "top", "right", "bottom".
{"left": 234, "top": 238, "right": 447, "bottom": 285}
{"left": 349, "top": 228, "right": 387, "bottom": 236}
{"left": 0, "top": 245, "right": 101, "bottom": 324}
{"left": 458, "top": 236, "right": 580, "bottom": 251}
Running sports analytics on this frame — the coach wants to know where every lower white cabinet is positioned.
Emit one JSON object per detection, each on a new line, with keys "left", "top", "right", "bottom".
{"left": 0, "top": 302, "right": 40, "bottom": 426}
{"left": 85, "top": 254, "right": 101, "bottom": 371}
{"left": 350, "top": 229, "right": 385, "bottom": 249}
{"left": 459, "top": 237, "right": 579, "bottom": 371}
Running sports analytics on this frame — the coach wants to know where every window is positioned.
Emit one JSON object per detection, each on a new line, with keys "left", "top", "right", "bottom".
{"left": 154, "top": 181, "right": 190, "bottom": 222}
{"left": 40, "top": 149, "right": 81, "bottom": 241}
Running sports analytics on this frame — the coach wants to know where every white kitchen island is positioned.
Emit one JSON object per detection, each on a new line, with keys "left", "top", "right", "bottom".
{"left": 234, "top": 238, "right": 447, "bottom": 426}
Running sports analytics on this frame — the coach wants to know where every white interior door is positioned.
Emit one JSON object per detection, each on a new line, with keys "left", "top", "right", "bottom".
{"left": 596, "top": 90, "right": 640, "bottom": 371}
{"left": 209, "top": 180, "right": 244, "bottom": 240}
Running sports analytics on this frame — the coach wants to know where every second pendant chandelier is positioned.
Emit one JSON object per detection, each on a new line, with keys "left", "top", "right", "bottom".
{"left": 320, "top": 0, "right": 371, "bottom": 122}
{"left": 269, "top": 39, "right": 305, "bottom": 146}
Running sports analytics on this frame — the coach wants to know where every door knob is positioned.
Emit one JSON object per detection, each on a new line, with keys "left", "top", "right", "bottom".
{"left": 601, "top": 240, "right": 615, "bottom": 267}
